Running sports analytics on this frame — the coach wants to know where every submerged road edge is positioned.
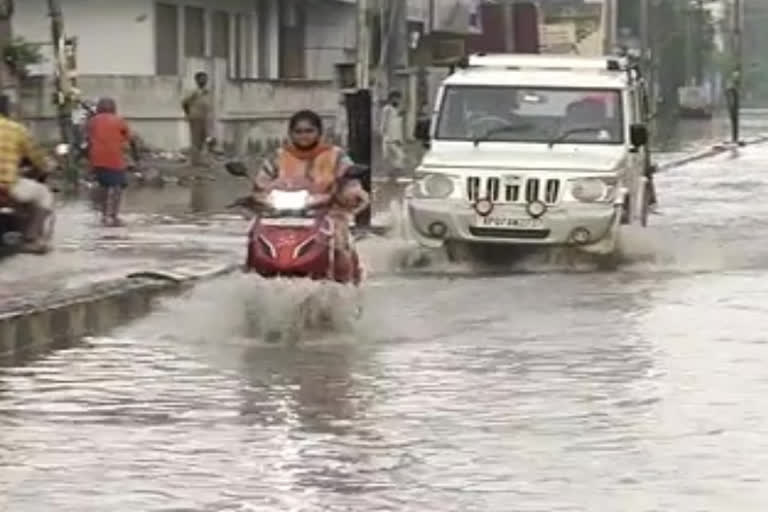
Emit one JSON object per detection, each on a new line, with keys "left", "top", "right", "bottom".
{"left": 0, "top": 262, "right": 239, "bottom": 363}
{"left": 658, "top": 134, "right": 768, "bottom": 172}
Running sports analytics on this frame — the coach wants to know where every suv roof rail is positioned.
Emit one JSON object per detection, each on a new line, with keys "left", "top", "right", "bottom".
{"left": 466, "top": 53, "right": 630, "bottom": 73}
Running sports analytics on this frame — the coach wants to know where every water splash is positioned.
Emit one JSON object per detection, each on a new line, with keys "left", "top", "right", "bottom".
{"left": 125, "top": 273, "right": 363, "bottom": 347}
{"left": 371, "top": 201, "right": 744, "bottom": 277}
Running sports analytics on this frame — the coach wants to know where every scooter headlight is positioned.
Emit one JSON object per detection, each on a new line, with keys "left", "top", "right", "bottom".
{"left": 415, "top": 173, "right": 456, "bottom": 199}
{"left": 268, "top": 190, "right": 310, "bottom": 210}
{"left": 54, "top": 143, "right": 70, "bottom": 156}
{"left": 570, "top": 178, "right": 616, "bottom": 203}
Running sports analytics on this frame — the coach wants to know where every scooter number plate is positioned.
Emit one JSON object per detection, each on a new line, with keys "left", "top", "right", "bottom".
{"left": 261, "top": 218, "right": 315, "bottom": 227}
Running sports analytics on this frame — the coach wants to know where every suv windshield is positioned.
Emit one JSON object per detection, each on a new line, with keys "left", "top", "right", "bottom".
{"left": 436, "top": 85, "right": 624, "bottom": 144}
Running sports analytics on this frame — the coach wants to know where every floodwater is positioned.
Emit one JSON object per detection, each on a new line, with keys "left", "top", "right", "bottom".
{"left": 3, "top": 119, "right": 768, "bottom": 511}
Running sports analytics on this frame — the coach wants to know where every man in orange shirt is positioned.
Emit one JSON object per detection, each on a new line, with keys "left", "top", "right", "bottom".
{"left": 87, "top": 97, "right": 138, "bottom": 226}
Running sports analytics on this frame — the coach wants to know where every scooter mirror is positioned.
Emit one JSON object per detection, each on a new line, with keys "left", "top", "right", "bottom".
{"left": 225, "top": 161, "right": 249, "bottom": 177}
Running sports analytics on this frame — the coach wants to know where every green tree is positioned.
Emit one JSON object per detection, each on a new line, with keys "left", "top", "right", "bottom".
{"left": 2, "top": 36, "right": 42, "bottom": 79}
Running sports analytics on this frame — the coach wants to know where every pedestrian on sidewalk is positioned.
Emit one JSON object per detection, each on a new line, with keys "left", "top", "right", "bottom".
{"left": 87, "top": 97, "right": 138, "bottom": 227}
{"left": 181, "top": 71, "right": 214, "bottom": 169}
{"left": 380, "top": 91, "right": 405, "bottom": 180}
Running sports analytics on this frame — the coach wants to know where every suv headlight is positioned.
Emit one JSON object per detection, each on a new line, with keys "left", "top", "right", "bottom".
{"left": 569, "top": 178, "right": 617, "bottom": 203}
{"left": 414, "top": 173, "right": 457, "bottom": 199}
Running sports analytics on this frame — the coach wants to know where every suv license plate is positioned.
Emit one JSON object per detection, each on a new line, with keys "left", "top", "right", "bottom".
{"left": 476, "top": 215, "right": 544, "bottom": 229}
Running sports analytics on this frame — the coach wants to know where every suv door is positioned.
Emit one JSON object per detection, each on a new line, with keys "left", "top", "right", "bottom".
{"left": 624, "top": 86, "right": 648, "bottom": 224}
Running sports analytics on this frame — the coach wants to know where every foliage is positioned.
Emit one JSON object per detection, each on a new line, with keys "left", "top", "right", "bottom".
{"left": 741, "top": 2, "right": 768, "bottom": 104}
{"left": 619, "top": 0, "right": 718, "bottom": 105}
{"left": 2, "top": 36, "right": 42, "bottom": 79}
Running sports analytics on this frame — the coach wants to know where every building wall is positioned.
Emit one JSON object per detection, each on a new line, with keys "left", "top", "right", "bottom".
{"left": 12, "top": 0, "right": 353, "bottom": 151}
{"left": 14, "top": 0, "right": 356, "bottom": 81}
{"left": 303, "top": 1, "right": 356, "bottom": 80}
{"left": 20, "top": 71, "right": 339, "bottom": 151}
{"left": 14, "top": 0, "right": 278, "bottom": 78}
{"left": 15, "top": 0, "right": 156, "bottom": 75}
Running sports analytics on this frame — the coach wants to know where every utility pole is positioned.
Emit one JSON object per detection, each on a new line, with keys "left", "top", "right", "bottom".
{"left": 48, "top": 0, "right": 77, "bottom": 185}
{"left": 695, "top": 0, "right": 704, "bottom": 86}
{"left": 0, "top": 0, "right": 13, "bottom": 97}
{"left": 639, "top": 0, "right": 652, "bottom": 103}
{"left": 348, "top": 0, "right": 373, "bottom": 227}
{"left": 503, "top": 2, "right": 515, "bottom": 52}
{"left": 356, "top": 0, "right": 370, "bottom": 90}
{"left": 602, "top": 0, "right": 618, "bottom": 55}
{"left": 727, "top": 0, "right": 743, "bottom": 144}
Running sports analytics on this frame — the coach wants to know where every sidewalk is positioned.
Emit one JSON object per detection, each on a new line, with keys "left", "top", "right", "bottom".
{"left": 0, "top": 193, "right": 244, "bottom": 312}
{"left": 0, "top": 175, "right": 403, "bottom": 310}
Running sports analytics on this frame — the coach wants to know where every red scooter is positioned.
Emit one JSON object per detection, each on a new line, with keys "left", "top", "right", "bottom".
{"left": 225, "top": 162, "right": 364, "bottom": 285}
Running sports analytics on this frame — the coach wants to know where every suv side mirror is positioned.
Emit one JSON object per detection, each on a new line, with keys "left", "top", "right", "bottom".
{"left": 414, "top": 118, "right": 431, "bottom": 147}
{"left": 630, "top": 124, "right": 648, "bottom": 147}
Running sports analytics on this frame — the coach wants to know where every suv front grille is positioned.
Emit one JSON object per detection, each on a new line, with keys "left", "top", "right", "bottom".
{"left": 466, "top": 176, "right": 561, "bottom": 204}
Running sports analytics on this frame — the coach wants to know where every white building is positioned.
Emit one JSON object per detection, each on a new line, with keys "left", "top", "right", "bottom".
{"left": 13, "top": 0, "right": 359, "bottom": 151}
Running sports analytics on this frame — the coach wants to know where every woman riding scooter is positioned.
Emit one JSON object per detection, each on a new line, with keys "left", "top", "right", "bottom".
{"left": 251, "top": 110, "right": 369, "bottom": 281}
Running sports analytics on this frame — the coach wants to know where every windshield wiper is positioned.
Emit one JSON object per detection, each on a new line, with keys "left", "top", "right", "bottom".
{"left": 473, "top": 123, "right": 532, "bottom": 147}
{"left": 547, "top": 126, "right": 606, "bottom": 148}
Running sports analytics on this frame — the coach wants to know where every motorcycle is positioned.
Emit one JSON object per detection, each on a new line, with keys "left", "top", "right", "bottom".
{"left": 225, "top": 161, "right": 365, "bottom": 285}
{"left": 0, "top": 144, "right": 65, "bottom": 255}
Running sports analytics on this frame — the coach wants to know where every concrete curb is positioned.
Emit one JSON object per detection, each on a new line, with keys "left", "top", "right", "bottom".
{"left": 0, "top": 262, "right": 238, "bottom": 363}
{"left": 658, "top": 134, "right": 768, "bottom": 172}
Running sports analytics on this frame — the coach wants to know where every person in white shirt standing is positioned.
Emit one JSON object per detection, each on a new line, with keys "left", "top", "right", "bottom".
{"left": 380, "top": 91, "right": 405, "bottom": 179}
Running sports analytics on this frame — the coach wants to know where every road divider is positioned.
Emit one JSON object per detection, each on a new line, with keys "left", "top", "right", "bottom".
{"left": 0, "top": 262, "right": 238, "bottom": 363}
{"left": 658, "top": 134, "right": 768, "bottom": 172}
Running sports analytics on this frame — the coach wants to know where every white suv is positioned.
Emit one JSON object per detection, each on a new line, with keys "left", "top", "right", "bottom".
{"left": 406, "top": 53, "right": 653, "bottom": 260}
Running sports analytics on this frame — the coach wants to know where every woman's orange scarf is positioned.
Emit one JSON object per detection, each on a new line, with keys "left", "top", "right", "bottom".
{"left": 283, "top": 142, "right": 333, "bottom": 161}
{"left": 277, "top": 142, "right": 339, "bottom": 192}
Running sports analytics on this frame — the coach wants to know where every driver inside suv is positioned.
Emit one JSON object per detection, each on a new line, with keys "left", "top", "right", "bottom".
{"left": 562, "top": 94, "right": 620, "bottom": 141}
{"left": 464, "top": 89, "right": 522, "bottom": 137}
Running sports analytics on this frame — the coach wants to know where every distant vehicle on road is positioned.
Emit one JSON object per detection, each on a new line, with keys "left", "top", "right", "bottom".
{"left": 678, "top": 85, "right": 714, "bottom": 119}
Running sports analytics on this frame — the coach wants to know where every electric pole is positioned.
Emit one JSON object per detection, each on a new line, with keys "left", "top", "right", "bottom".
{"left": 356, "top": 0, "right": 370, "bottom": 90}
{"left": 639, "top": 0, "right": 653, "bottom": 103}
{"left": 602, "top": 0, "right": 618, "bottom": 55}
{"left": 504, "top": 2, "right": 515, "bottom": 52}
{"left": 47, "top": 0, "right": 77, "bottom": 185}
{"left": 348, "top": 0, "right": 373, "bottom": 227}
{"left": 0, "top": 0, "right": 13, "bottom": 96}
{"left": 727, "top": 0, "right": 743, "bottom": 144}
{"left": 695, "top": 0, "right": 704, "bottom": 86}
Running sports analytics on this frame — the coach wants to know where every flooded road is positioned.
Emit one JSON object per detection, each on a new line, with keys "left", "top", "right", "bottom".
{"left": 4, "top": 120, "right": 768, "bottom": 510}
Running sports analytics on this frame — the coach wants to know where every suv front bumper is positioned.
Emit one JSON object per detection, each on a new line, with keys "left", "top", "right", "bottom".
{"left": 406, "top": 197, "right": 622, "bottom": 252}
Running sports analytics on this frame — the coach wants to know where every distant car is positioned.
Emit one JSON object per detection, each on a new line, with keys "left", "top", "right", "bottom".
{"left": 678, "top": 86, "right": 714, "bottom": 119}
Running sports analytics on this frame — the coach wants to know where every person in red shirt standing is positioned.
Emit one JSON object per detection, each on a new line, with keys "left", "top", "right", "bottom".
{"left": 87, "top": 97, "right": 137, "bottom": 226}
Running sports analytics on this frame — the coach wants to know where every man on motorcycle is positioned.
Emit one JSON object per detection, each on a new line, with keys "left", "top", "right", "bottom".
{"left": 0, "top": 95, "right": 54, "bottom": 253}
{"left": 253, "top": 110, "right": 369, "bottom": 280}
